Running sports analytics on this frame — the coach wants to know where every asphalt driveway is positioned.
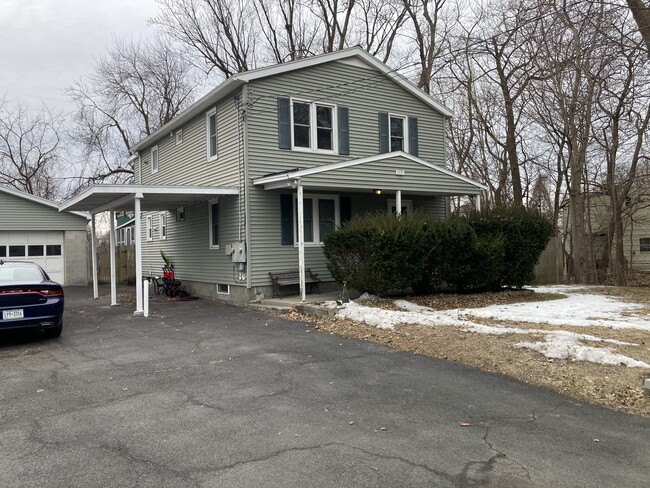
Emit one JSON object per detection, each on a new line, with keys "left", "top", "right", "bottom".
{"left": 1, "top": 286, "right": 649, "bottom": 487}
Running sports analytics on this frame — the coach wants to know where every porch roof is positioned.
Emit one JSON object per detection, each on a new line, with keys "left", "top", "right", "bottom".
{"left": 253, "top": 152, "right": 487, "bottom": 195}
{"left": 59, "top": 184, "right": 239, "bottom": 214}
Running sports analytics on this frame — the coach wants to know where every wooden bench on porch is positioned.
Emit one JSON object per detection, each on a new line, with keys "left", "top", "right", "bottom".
{"left": 269, "top": 269, "right": 321, "bottom": 298}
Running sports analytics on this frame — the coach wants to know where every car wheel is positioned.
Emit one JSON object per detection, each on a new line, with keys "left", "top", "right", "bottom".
{"left": 46, "top": 323, "right": 63, "bottom": 339}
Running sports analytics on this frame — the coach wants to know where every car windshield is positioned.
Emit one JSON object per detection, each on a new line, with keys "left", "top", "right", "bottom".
{"left": 0, "top": 264, "right": 44, "bottom": 283}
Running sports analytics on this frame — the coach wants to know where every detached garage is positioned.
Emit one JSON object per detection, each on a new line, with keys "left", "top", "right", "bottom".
{"left": 0, "top": 186, "right": 89, "bottom": 285}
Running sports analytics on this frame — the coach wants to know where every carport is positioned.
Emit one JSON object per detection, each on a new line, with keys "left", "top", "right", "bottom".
{"left": 59, "top": 184, "right": 239, "bottom": 315}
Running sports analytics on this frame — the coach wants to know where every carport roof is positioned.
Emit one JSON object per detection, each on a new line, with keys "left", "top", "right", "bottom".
{"left": 59, "top": 184, "right": 239, "bottom": 214}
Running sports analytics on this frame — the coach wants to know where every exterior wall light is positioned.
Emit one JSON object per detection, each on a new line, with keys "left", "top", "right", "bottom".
{"left": 373, "top": 189, "right": 382, "bottom": 195}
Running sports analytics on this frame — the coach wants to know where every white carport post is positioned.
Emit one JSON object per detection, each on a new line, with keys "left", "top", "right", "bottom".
{"left": 91, "top": 214, "right": 99, "bottom": 299}
{"left": 109, "top": 210, "right": 117, "bottom": 306}
{"left": 476, "top": 192, "right": 481, "bottom": 212}
{"left": 297, "top": 181, "right": 306, "bottom": 302}
{"left": 396, "top": 190, "right": 402, "bottom": 216}
{"left": 134, "top": 193, "right": 144, "bottom": 316}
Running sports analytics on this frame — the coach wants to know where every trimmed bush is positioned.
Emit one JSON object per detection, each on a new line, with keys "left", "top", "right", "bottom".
{"left": 323, "top": 207, "right": 552, "bottom": 295}
{"left": 467, "top": 207, "right": 553, "bottom": 289}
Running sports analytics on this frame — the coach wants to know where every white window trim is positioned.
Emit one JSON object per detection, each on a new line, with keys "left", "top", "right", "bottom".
{"left": 175, "top": 128, "right": 183, "bottom": 145}
{"left": 208, "top": 198, "right": 220, "bottom": 250}
{"left": 146, "top": 215, "right": 153, "bottom": 241}
{"left": 387, "top": 199, "right": 413, "bottom": 215}
{"left": 290, "top": 99, "right": 338, "bottom": 154}
{"left": 206, "top": 109, "right": 218, "bottom": 161}
{"left": 159, "top": 212, "right": 167, "bottom": 240}
{"left": 151, "top": 145, "right": 159, "bottom": 174}
{"left": 388, "top": 113, "right": 409, "bottom": 153}
{"left": 217, "top": 283, "right": 230, "bottom": 295}
{"left": 293, "top": 194, "right": 340, "bottom": 246}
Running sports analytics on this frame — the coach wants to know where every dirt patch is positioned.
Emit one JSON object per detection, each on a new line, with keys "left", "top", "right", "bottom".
{"left": 283, "top": 288, "right": 650, "bottom": 417}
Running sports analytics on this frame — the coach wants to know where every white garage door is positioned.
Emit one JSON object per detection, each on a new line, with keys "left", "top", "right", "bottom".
{"left": 0, "top": 231, "right": 65, "bottom": 284}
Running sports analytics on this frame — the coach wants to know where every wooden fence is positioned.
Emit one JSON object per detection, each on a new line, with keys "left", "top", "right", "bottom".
{"left": 87, "top": 244, "right": 136, "bottom": 285}
{"left": 532, "top": 236, "right": 564, "bottom": 284}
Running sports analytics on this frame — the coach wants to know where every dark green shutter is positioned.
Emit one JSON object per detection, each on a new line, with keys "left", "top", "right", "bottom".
{"left": 280, "top": 194, "right": 293, "bottom": 245}
{"left": 277, "top": 97, "right": 291, "bottom": 149}
{"left": 408, "top": 116, "right": 419, "bottom": 157}
{"left": 378, "top": 112, "right": 389, "bottom": 153}
{"left": 340, "top": 196, "right": 352, "bottom": 224}
{"left": 338, "top": 106, "right": 349, "bottom": 155}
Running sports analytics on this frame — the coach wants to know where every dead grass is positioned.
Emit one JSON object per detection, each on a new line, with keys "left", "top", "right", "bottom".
{"left": 283, "top": 287, "right": 650, "bottom": 417}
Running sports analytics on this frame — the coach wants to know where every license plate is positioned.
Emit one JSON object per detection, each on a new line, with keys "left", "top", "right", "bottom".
{"left": 3, "top": 309, "right": 24, "bottom": 320}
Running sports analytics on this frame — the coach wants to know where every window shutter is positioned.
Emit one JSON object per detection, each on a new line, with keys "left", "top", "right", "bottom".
{"left": 280, "top": 194, "right": 294, "bottom": 245}
{"left": 277, "top": 97, "right": 291, "bottom": 149}
{"left": 338, "top": 106, "right": 349, "bottom": 155}
{"left": 340, "top": 196, "right": 352, "bottom": 224}
{"left": 378, "top": 112, "right": 389, "bottom": 153}
{"left": 408, "top": 116, "right": 419, "bottom": 157}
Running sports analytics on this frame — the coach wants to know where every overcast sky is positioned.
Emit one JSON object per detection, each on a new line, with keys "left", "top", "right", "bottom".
{"left": 0, "top": 0, "right": 159, "bottom": 113}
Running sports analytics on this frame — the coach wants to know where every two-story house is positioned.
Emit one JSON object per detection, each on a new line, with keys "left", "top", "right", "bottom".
{"left": 61, "top": 47, "right": 486, "bottom": 312}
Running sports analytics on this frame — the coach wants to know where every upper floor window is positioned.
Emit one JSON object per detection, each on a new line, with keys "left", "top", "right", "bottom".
{"left": 640, "top": 238, "right": 650, "bottom": 253}
{"left": 151, "top": 146, "right": 159, "bottom": 174}
{"left": 390, "top": 115, "right": 406, "bottom": 152}
{"left": 277, "top": 98, "right": 348, "bottom": 155}
{"left": 206, "top": 109, "right": 217, "bottom": 160}
{"left": 291, "top": 100, "right": 336, "bottom": 152}
{"left": 378, "top": 112, "right": 418, "bottom": 157}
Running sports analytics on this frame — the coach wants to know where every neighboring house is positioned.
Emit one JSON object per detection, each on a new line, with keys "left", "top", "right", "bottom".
{"left": 0, "top": 186, "right": 89, "bottom": 285}
{"left": 579, "top": 192, "right": 650, "bottom": 272}
{"left": 115, "top": 213, "right": 135, "bottom": 246}
{"left": 61, "top": 47, "right": 486, "bottom": 309}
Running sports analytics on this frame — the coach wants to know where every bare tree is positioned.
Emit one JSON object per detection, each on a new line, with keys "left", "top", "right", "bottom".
{"left": 625, "top": 0, "right": 650, "bottom": 53}
{"left": 66, "top": 38, "right": 198, "bottom": 184}
{"left": 153, "top": 0, "right": 257, "bottom": 77}
{"left": 0, "top": 99, "right": 63, "bottom": 199}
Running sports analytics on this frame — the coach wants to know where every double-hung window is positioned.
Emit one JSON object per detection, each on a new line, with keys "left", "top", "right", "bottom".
{"left": 378, "top": 112, "right": 418, "bottom": 156}
{"left": 146, "top": 215, "right": 153, "bottom": 241}
{"left": 206, "top": 109, "right": 217, "bottom": 160}
{"left": 151, "top": 146, "right": 159, "bottom": 174}
{"left": 291, "top": 100, "right": 336, "bottom": 152}
{"left": 389, "top": 115, "right": 407, "bottom": 152}
{"left": 293, "top": 195, "right": 339, "bottom": 245}
{"left": 209, "top": 200, "right": 219, "bottom": 249}
{"left": 159, "top": 212, "right": 167, "bottom": 240}
{"left": 640, "top": 238, "right": 650, "bottom": 253}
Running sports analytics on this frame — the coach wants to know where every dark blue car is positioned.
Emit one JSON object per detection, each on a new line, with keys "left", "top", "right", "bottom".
{"left": 0, "top": 260, "right": 64, "bottom": 338}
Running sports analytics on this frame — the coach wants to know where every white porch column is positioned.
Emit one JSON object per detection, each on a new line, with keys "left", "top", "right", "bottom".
{"left": 134, "top": 194, "right": 144, "bottom": 316}
{"left": 476, "top": 192, "right": 481, "bottom": 212}
{"left": 396, "top": 190, "right": 402, "bottom": 216}
{"left": 91, "top": 214, "right": 99, "bottom": 299}
{"left": 297, "top": 182, "right": 306, "bottom": 302}
{"left": 109, "top": 210, "right": 117, "bottom": 306}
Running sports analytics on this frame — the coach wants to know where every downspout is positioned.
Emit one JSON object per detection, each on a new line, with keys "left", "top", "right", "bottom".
{"left": 242, "top": 84, "right": 252, "bottom": 290}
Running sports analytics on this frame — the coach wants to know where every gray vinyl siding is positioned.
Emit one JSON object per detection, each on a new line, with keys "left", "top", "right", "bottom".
{"left": 140, "top": 195, "right": 241, "bottom": 284}
{"left": 246, "top": 61, "right": 446, "bottom": 180}
{"left": 0, "top": 191, "right": 88, "bottom": 231}
{"left": 137, "top": 94, "right": 242, "bottom": 188}
{"left": 300, "top": 157, "right": 481, "bottom": 195}
{"left": 245, "top": 61, "right": 448, "bottom": 287}
{"left": 248, "top": 190, "right": 445, "bottom": 285}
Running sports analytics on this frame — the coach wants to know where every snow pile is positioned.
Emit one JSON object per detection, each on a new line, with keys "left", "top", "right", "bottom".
{"left": 468, "top": 285, "right": 650, "bottom": 331}
{"left": 332, "top": 286, "right": 650, "bottom": 368}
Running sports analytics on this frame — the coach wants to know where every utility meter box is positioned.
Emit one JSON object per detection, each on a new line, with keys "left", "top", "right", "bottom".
{"left": 231, "top": 241, "right": 246, "bottom": 263}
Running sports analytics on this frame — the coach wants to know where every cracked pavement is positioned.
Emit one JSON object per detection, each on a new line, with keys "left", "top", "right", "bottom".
{"left": 1, "top": 286, "right": 649, "bottom": 487}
